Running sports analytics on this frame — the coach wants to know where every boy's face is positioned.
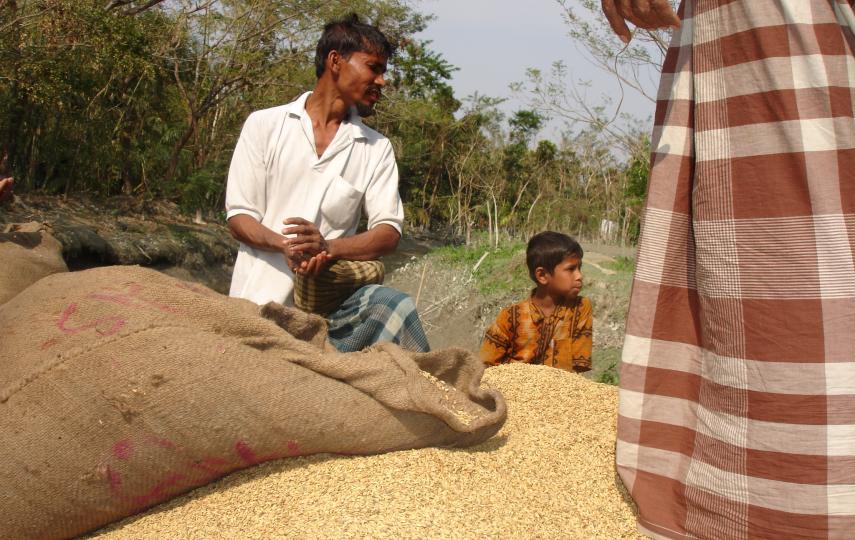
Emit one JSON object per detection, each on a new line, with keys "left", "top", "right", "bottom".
{"left": 539, "top": 254, "right": 583, "bottom": 300}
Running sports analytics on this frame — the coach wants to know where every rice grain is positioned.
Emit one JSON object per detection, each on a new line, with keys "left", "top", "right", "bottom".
{"left": 90, "top": 363, "right": 640, "bottom": 539}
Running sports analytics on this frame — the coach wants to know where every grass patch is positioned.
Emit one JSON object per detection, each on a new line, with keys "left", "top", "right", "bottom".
{"left": 608, "top": 255, "right": 635, "bottom": 273}
{"left": 586, "top": 346, "right": 622, "bottom": 385}
{"left": 433, "top": 241, "right": 530, "bottom": 297}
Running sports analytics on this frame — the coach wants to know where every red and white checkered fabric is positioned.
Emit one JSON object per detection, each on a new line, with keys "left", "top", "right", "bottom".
{"left": 616, "top": 1, "right": 855, "bottom": 538}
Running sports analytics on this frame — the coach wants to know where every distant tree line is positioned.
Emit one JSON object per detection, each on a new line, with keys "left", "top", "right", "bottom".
{"left": 0, "top": 0, "right": 652, "bottom": 244}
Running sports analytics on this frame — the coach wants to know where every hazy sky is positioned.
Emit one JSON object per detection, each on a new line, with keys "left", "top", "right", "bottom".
{"left": 416, "top": 0, "right": 657, "bottom": 140}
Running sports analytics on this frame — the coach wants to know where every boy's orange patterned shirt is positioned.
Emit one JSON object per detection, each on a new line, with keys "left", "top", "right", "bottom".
{"left": 480, "top": 295, "right": 592, "bottom": 372}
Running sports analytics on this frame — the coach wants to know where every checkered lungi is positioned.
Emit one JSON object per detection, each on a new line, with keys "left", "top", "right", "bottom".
{"left": 326, "top": 284, "right": 431, "bottom": 353}
{"left": 616, "top": 1, "right": 855, "bottom": 539}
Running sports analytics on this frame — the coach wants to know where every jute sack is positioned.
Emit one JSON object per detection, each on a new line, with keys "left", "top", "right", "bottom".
{"left": 0, "top": 265, "right": 505, "bottom": 540}
{"left": 0, "top": 221, "right": 68, "bottom": 304}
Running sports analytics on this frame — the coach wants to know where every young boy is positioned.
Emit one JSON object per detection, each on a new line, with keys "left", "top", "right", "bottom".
{"left": 480, "top": 231, "right": 592, "bottom": 372}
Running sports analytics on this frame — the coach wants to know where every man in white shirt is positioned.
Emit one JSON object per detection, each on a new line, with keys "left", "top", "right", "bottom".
{"left": 225, "top": 14, "right": 429, "bottom": 353}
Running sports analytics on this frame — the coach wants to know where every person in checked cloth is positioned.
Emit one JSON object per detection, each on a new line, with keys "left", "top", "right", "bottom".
{"left": 605, "top": 1, "right": 855, "bottom": 538}
{"left": 480, "top": 231, "right": 592, "bottom": 372}
{"left": 225, "top": 14, "right": 429, "bottom": 353}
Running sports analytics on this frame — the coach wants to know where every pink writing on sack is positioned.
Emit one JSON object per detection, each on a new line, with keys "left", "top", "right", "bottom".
{"left": 43, "top": 283, "right": 179, "bottom": 349}
{"left": 102, "top": 437, "right": 301, "bottom": 510}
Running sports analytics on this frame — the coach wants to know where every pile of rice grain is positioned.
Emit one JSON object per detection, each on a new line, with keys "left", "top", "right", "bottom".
{"left": 90, "top": 364, "right": 640, "bottom": 539}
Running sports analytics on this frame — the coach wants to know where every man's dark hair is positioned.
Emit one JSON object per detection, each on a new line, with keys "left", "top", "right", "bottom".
{"left": 526, "top": 231, "right": 583, "bottom": 282}
{"left": 315, "top": 14, "right": 395, "bottom": 78}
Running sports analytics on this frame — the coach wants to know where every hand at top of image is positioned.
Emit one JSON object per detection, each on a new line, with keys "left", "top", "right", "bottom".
{"left": 601, "top": 0, "right": 680, "bottom": 44}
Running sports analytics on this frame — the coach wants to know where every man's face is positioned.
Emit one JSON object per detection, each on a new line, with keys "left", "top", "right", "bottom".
{"left": 334, "top": 50, "right": 387, "bottom": 111}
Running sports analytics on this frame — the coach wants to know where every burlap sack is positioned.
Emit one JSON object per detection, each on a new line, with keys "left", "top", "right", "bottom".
{"left": 0, "top": 221, "right": 68, "bottom": 304}
{"left": 0, "top": 265, "right": 505, "bottom": 540}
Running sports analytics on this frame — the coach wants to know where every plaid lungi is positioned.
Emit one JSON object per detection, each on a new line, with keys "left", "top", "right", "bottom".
{"left": 326, "top": 284, "right": 430, "bottom": 353}
{"left": 616, "top": 1, "right": 855, "bottom": 539}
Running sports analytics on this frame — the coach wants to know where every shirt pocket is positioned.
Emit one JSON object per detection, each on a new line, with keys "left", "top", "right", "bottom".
{"left": 320, "top": 175, "right": 364, "bottom": 231}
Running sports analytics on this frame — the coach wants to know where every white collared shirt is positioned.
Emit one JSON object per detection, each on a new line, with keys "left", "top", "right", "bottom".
{"left": 225, "top": 92, "right": 404, "bottom": 305}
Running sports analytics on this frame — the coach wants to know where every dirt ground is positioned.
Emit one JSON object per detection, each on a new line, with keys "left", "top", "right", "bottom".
{"left": 387, "top": 256, "right": 484, "bottom": 351}
{"left": 1, "top": 194, "right": 236, "bottom": 293}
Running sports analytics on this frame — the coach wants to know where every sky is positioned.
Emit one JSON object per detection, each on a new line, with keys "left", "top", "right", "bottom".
{"left": 415, "top": 0, "right": 657, "bottom": 141}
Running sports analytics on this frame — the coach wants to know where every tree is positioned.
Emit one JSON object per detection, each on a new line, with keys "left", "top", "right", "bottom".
{"left": 502, "top": 0, "right": 677, "bottom": 243}
{"left": 0, "top": 0, "right": 433, "bottom": 210}
{"left": 0, "top": 0, "right": 180, "bottom": 195}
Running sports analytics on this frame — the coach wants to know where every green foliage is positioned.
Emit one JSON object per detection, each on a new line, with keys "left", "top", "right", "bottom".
{"left": 0, "top": 0, "right": 652, "bottom": 242}
{"left": 434, "top": 240, "right": 530, "bottom": 297}
{"left": 596, "top": 359, "right": 620, "bottom": 385}
{"left": 620, "top": 134, "right": 651, "bottom": 242}
{"left": 625, "top": 154, "right": 650, "bottom": 201}
{"left": 0, "top": 0, "right": 429, "bottom": 207}
{"left": 609, "top": 256, "right": 636, "bottom": 273}
{"left": 432, "top": 242, "right": 494, "bottom": 266}
{"left": 534, "top": 140, "right": 557, "bottom": 164}
{"left": 388, "top": 40, "right": 459, "bottom": 106}
{"left": 177, "top": 160, "right": 228, "bottom": 212}
{"left": 508, "top": 109, "right": 543, "bottom": 144}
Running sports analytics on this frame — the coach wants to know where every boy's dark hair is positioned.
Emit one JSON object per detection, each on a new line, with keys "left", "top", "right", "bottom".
{"left": 315, "top": 14, "right": 395, "bottom": 78}
{"left": 526, "top": 231, "right": 583, "bottom": 282}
